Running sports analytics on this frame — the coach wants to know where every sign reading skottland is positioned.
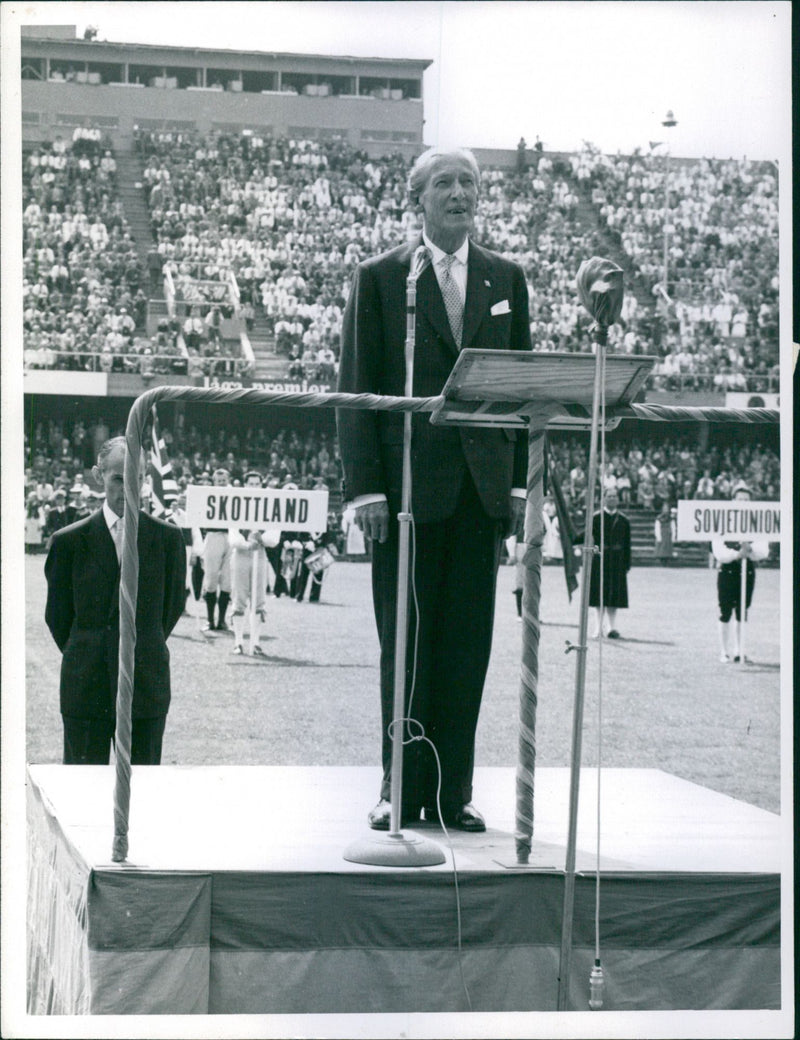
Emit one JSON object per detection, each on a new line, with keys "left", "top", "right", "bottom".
{"left": 676, "top": 500, "right": 781, "bottom": 542}
{"left": 186, "top": 485, "right": 328, "bottom": 531}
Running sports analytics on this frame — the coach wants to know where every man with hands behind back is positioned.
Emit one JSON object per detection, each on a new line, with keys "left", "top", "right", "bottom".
{"left": 45, "top": 436, "right": 186, "bottom": 765}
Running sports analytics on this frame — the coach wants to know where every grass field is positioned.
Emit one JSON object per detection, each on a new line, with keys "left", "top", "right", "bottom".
{"left": 24, "top": 555, "right": 783, "bottom": 813}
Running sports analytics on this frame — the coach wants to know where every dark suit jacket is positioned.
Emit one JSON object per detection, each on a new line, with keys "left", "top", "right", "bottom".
{"left": 45, "top": 508, "right": 186, "bottom": 720}
{"left": 336, "top": 236, "right": 531, "bottom": 524}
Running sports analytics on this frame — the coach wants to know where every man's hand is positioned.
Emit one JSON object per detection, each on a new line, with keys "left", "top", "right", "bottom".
{"left": 509, "top": 495, "right": 525, "bottom": 539}
{"left": 355, "top": 500, "right": 390, "bottom": 544}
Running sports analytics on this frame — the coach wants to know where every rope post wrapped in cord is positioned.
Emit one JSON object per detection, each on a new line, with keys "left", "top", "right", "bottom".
{"left": 514, "top": 427, "right": 546, "bottom": 863}
{"left": 111, "top": 399, "right": 150, "bottom": 861}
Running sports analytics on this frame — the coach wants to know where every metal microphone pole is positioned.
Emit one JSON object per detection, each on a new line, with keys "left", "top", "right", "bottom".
{"left": 344, "top": 247, "right": 445, "bottom": 866}
{"left": 387, "top": 255, "right": 422, "bottom": 835}
{"left": 556, "top": 325, "right": 605, "bottom": 1008}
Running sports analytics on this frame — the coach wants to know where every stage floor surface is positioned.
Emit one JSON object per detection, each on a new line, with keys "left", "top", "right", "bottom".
{"left": 27, "top": 765, "right": 783, "bottom": 1016}
{"left": 28, "top": 763, "right": 780, "bottom": 873}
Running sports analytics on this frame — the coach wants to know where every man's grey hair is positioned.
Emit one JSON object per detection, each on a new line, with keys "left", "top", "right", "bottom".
{"left": 407, "top": 147, "right": 481, "bottom": 206}
{"left": 96, "top": 436, "right": 127, "bottom": 470}
{"left": 96, "top": 436, "right": 146, "bottom": 473}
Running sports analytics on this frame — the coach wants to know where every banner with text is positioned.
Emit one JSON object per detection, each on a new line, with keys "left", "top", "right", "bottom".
{"left": 676, "top": 500, "right": 781, "bottom": 543}
{"left": 186, "top": 485, "right": 328, "bottom": 531}
{"left": 205, "top": 376, "right": 332, "bottom": 393}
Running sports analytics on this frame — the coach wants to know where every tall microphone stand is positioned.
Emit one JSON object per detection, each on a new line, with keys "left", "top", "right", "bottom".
{"left": 344, "top": 249, "right": 445, "bottom": 867}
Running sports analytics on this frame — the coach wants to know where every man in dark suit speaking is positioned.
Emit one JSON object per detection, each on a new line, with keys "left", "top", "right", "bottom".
{"left": 45, "top": 436, "right": 186, "bottom": 765}
{"left": 337, "top": 147, "right": 531, "bottom": 832}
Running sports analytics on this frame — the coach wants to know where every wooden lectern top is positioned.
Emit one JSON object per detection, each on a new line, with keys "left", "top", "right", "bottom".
{"left": 430, "top": 349, "right": 657, "bottom": 430}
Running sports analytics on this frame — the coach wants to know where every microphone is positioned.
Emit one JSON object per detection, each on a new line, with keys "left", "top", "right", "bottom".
{"left": 409, "top": 245, "right": 431, "bottom": 281}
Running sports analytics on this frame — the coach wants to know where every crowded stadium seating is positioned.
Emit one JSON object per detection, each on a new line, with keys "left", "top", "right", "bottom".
{"left": 22, "top": 126, "right": 781, "bottom": 566}
{"left": 23, "top": 129, "right": 780, "bottom": 394}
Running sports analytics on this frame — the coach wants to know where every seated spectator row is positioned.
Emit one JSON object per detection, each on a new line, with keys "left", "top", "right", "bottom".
{"left": 23, "top": 132, "right": 158, "bottom": 368}
{"left": 26, "top": 415, "right": 778, "bottom": 524}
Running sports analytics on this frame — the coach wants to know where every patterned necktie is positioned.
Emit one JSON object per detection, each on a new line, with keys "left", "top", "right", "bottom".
{"left": 440, "top": 254, "right": 463, "bottom": 348}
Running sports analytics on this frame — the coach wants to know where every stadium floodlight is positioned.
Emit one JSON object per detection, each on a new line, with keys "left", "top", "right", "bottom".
{"left": 661, "top": 110, "right": 678, "bottom": 295}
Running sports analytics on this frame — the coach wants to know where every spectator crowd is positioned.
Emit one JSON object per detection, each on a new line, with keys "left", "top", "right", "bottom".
{"left": 24, "top": 413, "right": 779, "bottom": 558}
{"left": 23, "top": 126, "right": 779, "bottom": 397}
{"left": 22, "top": 126, "right": 781, "bottom": 562}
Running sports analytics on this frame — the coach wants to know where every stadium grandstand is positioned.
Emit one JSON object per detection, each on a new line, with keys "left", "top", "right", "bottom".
{"left": 21, "top": 26, "right": 780, "bottom": 566}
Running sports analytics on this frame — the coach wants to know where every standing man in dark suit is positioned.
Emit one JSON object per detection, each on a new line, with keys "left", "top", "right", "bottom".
{"left": 337, "top": 147, "right": 531, "bottom": 832}
{"left": 45, "top": 436, "right": 186, "bottom": 765}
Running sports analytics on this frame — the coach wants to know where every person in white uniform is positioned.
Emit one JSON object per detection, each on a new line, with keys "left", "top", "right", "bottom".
{"left": 228, "top": 471, "right": 280, "bottom": 656}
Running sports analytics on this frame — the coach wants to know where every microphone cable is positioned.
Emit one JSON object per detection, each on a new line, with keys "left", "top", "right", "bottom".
{"left": 387, "top": 503, "right": 473, "bottom": 1011}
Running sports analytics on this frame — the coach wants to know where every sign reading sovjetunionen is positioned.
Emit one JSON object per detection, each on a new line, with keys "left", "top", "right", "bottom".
{"left": 676, "top": 500, "right": 780, "bottom": 542}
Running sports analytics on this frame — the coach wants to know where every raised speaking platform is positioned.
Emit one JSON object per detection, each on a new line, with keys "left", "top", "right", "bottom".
{"left": 27, "top": 764, "right": 781, "bottom": 1014}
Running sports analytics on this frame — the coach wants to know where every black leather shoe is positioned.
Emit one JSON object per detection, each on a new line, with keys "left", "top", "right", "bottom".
{"left": 368, "top": 800, "right": 422, "bottom": 830}
{"left": 451, "top": 804, "right": 486, "bottom": 832}
{"left": 367, "top": 800, "right": 391, "bottom": 830}
{"left": 425, "top": 803, "right": 486, "bottom": 832}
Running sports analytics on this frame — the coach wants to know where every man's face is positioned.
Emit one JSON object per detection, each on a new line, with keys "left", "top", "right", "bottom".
{"left": 605, "top": 491, "right": 619, "bottom": 513}
{"left": 96, "top": 444, "right": 126, "bottom": 517}
{"left": 418, "top": 156, "right": 478, "bottom": 249}
{"left": 244, "top": 475, "right": 261, "bottom": 488}
{"left": 94, "top": 445, "right": 145, "bottom": 517}
{"left": 213, "top": 471, "right": 228, "bottom": 487}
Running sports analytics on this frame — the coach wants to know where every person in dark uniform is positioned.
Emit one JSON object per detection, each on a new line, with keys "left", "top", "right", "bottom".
{"left": 588, "top": 488, "right": 631, "bottom": 638}
{"left": 44, "top": 437, "right": 186, "bottom": 764}
{"left": 201, "top": 468, "right": 232, "bottom": 632}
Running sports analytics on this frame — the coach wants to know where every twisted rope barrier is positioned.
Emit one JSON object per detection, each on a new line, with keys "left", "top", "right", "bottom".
{"left": 622, "top": 403, "right": 779, "bottom": 424}
{"left": 111, "top": 383, "right": 781, "bottom": 861}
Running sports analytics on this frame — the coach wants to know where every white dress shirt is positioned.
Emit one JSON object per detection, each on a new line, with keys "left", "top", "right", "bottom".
{"left": 422, "top": 230, "right": 468, "bottom": 307}
{"left": 102, "top": 500, "right": 123, "bottom": 560}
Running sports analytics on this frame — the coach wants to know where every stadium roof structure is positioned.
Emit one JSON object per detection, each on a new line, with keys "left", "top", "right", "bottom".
{"left": 20, "top": 27, "right": 432, "bottom": 71}
{"left": 21, "top": 28, "right": 431, "bottom": 157}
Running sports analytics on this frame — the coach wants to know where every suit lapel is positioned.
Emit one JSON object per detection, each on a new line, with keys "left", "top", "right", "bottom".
{"left": 86, "top": 507, "right": 119, "bottom": 582}
{"left": 417, "top": 264, "right": 456, "bottom": 351}
{"left": 402, "top": 237, "right": 458, "bottom": 353}
{"left": 462, "top": 242, "right": 492, "bottom": 349}
{"left": 416, "top": 238, "right": 494, "bottom": 354}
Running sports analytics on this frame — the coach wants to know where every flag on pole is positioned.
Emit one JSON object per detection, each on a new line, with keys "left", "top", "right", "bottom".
{"left": 545, "top": 441, "right": 580, "bottom": 601}
{"left": 148, "top": 407, "right": 178, "bottom": 517}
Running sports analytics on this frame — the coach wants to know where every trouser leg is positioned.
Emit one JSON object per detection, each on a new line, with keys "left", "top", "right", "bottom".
{"left": 371, "top": 475, "right": 501, "bottom": 814}
{"left": 62, "top": 715, "right": 114, "bottom": 764}
{"left": 232, "top": 611, "right": 246, "bottom": 646}
{"left": 130, "top": 716, "right": 167, "bottom": 765}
